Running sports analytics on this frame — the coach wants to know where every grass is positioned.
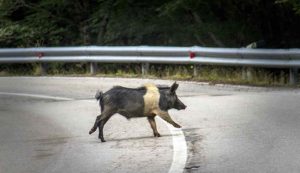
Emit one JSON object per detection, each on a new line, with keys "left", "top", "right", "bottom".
{"left": 0, "top": 63, "right": 296, "bottom": 87}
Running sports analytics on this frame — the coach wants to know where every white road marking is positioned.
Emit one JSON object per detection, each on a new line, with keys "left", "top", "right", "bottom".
{"left": 0, "top": 92, "right": 74, "bottom": 101}
{"left": 0, "top": 92, "right": 188, "bottom": 173}
{"left": 158, "top": 117, "right": 188, "bottom": 173}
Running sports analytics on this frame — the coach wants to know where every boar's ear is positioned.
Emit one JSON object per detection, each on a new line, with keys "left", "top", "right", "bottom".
{"left": 170, "top": 82, "right": 179, "bottom": 94}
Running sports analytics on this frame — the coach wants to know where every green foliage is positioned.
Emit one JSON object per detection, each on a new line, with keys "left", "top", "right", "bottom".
{"left": 0, "top": 0, "right": 299, "bottom": 47}
{"left": 0, "top": 63, "right": 36, "bottom": 75}
{"left": 46, "top": 63, "right": 88, "bottom": 75}
{"left": 276, "top": 0, "right": 300, "bottom": 15}
{"left": 0, "top": 0, "right": 300, "bottom": 86}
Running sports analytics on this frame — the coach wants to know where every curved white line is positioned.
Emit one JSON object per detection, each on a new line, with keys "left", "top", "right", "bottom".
{"left": 0, "top": 92, "right": 188, "bottom": 173}
{"left": 158, "top": 117, "right": 187, "bottom": 173}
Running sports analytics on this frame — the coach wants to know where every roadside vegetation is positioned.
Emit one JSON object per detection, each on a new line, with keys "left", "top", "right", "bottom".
{"left": 0, "top": 0, "right": 299, "bottom": 86}
{"left": 0, "top": 63, "right": 292, "bottom": 86}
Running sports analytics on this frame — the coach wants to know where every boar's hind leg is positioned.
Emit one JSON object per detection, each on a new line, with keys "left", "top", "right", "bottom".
{"left": 89, "top": 109, "right": 114, "bottom": 135}
{"left": 97, "top": 115, "right": 112, "bottom": 142}
{"left": 89, "top": 114, "right": 101, "bottom": 135}
{"left": 156, "top": 111, "right": 181, "bottom": 128}
{"left": 147, "top": 116, "right": 161, "bottom": 137}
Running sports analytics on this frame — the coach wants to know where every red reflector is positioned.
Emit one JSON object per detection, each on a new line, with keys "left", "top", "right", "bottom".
{"left": 189, "top": 52, "right": 196, "bottom": 59}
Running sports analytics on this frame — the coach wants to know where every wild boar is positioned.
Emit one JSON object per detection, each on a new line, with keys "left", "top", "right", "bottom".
{"left": 89, "top": 82, "right": 186, "bottom": 142}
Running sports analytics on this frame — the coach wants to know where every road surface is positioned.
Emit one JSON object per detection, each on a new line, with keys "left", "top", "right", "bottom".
{"left": 1, "top": 77, "right": 300, "bottom": 173}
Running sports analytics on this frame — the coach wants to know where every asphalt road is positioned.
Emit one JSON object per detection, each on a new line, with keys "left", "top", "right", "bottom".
{"left": 1, "top": 77, "right": 300, "bottom": 173}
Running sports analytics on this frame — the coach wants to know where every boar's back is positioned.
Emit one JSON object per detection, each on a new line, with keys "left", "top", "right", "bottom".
{"left": 102, "top": 84, "right": 163, "bottom": 118}
{"left": 103, "top": 86, "right": 146, "bottom": 118}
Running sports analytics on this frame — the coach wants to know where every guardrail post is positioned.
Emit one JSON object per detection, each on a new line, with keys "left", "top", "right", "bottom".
{"left": 142, "top": 63, "right": 149, "bottom": 76}
{"left": 90, "top": 62, "right": 97, "bottom": 75}
{"left": 193, "top": 65, "right": 200, "bottom": 77}
{"left": 40, "top": 63, "right": 47, "bottom": 76}
{"left": 289, "top": 68, "right": 298, "bottom": 85}
{"left": 242, "top": 67, "right": 252, "bottom": 81}
{"left": 242, "top": 67, "right": 246, "bottom": 80}
{"left": 280, "top": 70, "right": 285, "bottom": 84}
{"left": 247, "top": 67, "right": 253, "bottom": 81}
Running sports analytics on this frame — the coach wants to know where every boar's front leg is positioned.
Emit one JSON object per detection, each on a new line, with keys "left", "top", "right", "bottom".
{"left": 147, "top": 115, "right": 161, "bottom": 137}
{"left": 156, "top": 111, "right": 181, "bottom": 128}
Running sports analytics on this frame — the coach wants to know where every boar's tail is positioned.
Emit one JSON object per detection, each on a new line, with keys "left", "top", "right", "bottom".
{"left": 95, "top": 90, "right": 105, "bottom": 112}
{"left": 95, "top": 90, "right": 103, "bottom": 101}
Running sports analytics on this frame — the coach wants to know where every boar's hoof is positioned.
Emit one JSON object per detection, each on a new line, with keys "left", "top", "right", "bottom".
{"left": 89, "top": 128, "right": 97, "bottom": 135}
{"left": 100, "top": 138, "right": 106, "bottom": 142}
{"left": 98, "top": 136, "right": 106, "bottom": 142}
{"left": 154, "top": 133, "right": 161, "bottom": 137}
{"left": 173, "top": 123, "right": 181, "bottom": 128}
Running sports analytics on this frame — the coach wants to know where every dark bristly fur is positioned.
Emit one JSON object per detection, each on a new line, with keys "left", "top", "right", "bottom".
{"left": 89, "top": 82, "right": 186, "bottom": 142}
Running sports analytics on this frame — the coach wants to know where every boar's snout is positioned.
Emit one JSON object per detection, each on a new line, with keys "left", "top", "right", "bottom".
{"left": 175, "top": 99, "right": 187, "bottom": 110}
{"left": 179, "top": 103, "right": 187, "bottom": 110}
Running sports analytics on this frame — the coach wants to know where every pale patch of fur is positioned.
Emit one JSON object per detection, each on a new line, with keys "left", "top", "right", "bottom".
{"left": 143, "top": 83, "right": 160, "bottom": 115}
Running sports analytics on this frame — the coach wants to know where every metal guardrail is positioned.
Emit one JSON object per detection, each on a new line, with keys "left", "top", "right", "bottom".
{"left": 0, "top": 46, "right": 299, "bottom": 84}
